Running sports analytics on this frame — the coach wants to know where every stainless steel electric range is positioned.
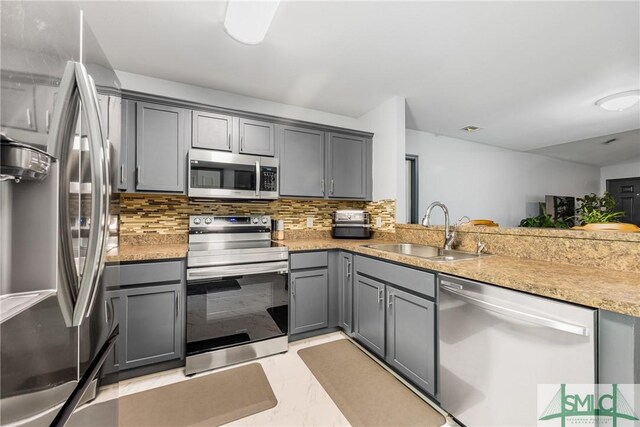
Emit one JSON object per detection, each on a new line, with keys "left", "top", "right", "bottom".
{"left": 185, "top": 215, "right": 289, "bottom": 376}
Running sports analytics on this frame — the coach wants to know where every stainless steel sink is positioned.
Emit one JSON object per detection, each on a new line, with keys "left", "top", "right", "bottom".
{"left": 364, "top": 243, "right": 490, "bottom": 262}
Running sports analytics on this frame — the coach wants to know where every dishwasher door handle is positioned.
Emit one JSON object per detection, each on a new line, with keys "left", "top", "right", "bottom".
{"left": 440, "top": 285, "right": 590, "bottom": 337}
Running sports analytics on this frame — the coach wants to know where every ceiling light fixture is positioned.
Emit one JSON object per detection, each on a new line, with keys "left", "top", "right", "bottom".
{"left": 460, "top": 125, "right": 482, "bottom": 133}
{"left": 595, "top": 90, "right": 640, "bottom": 112}
{"left": 224, "top": 0, "right": 280, "bottom": 45}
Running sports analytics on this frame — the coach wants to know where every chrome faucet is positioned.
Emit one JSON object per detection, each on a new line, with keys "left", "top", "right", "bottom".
{"left": 422, "top": 201, "right": 456, "bottom": 250}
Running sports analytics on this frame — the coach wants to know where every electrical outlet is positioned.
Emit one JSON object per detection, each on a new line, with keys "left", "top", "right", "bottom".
{"left": 376, "top": 217, "right": 382, "bottom": 228}
{"left": 306, "top": 216, "right": 314, "bottom": 228}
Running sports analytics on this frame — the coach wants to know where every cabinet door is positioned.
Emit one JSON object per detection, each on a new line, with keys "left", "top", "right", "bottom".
{"left": 98, "top": 95, "right": 126, "bottom": 192}
{"left": 386, "top": 285, "right": 436, "bottom": 396}
{"left": 290, "top": 269, "right": 328, "bottom": 335}
{"left": 120, "top": 283, "right": 183, "bottom": 370}
{"left": 239, "top": 118, "right": 275, "bottom": 156}
{"left": 102, "top": 290, "right": 122, "bottom": 376}
{"left": 338, "top": 252, "right": 354, "bottom": 334}
{"left": 278, "top": 126, "right": 325, "bottom": 197}
{"left": 136, "top": 102, "right": 188, "bottom": 192}
{"left": 327, "top": 133, "right": 367, "bottom": 199}
{"left": 0, "top": 81, "right": 37, "bottom": 131}
{"left": 192, "top": 110, "right": 232, "bottom": 152}
{"left": 354, "top": 274, "right": 385, "bottom": 357}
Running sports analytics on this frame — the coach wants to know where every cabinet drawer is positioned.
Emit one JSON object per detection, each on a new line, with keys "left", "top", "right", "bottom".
{"left": 104, "top": 261, "right": 184, "bottom": 287}
{"left": 290, "top": 251, "right": 328, "bottom": 270}
{"left": 354, "top": 255, "right": 435, "bottom": 298}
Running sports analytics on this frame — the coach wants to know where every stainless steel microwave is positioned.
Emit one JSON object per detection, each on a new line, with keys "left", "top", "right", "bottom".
{"left": 188, "top": 149, "right": 279, "bottom": 200}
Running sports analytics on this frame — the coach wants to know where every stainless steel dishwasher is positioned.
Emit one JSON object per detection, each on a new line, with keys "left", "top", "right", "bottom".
{"left": 438, "top": 274, "right": 596, "bottom": 427}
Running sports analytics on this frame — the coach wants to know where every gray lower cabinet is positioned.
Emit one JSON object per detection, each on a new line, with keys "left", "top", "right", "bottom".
{"left": 192, "top": 110, "right": 232, "bottom": 152}
{"left": 353, "top": 273, "right": 385, "bottom": 357}
{"left": 338, "top": 251, "right": 354, "bottom": 334}
{"left": 290, "top": 269, "right": 328, "bottom": 335}
{"left": 353, "top": 255, "right": 437, "bottom": 396}
{"left": 239, "top": 118, "right": 275, "bottom": 156}
{"left": 277, "top": 125, "right": 325, "bottom": 198}
{"left": 135, "top": 101, "right": 189, "bottom": 192}
{"left": 386, "top": 285, "right": 436, "bottom": 396}
{"left": 119, "top": 283, "right": 183, "bottom": 370}
{"left": 100, "top": 261, "right": 184, "bottom": 377}
{"left": 327, "top": 133, "right": 369, "bottom": 199}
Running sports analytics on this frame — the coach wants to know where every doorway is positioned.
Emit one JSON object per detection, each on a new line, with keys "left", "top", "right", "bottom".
{"left": 607, "top": 177, "right": 640, "bottom": 226}
{"left": 405, "top": 155, "right": 419, "bottom": 224}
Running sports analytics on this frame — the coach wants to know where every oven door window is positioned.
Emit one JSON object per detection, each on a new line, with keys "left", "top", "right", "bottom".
{"left": 190, "top": 161, "right": 256, "bottom": 191}
{"left": 186, "top": 272, "right": 288, "bottom": 356}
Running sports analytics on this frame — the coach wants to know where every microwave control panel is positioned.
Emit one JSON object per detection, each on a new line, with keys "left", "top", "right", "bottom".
{"left": 261, "top": 166, "right": 278, "bottom": 192}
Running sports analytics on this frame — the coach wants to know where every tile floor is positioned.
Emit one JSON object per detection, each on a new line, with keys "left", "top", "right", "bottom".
{"left": 89, "top": 332, "right": 450, "bottom": 426}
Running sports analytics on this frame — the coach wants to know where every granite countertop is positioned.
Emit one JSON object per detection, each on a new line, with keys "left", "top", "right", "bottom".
{"left": 282, "top": 238, "right": 640, "bottom": 317}
{"left": 105, "top": 243, "right": 188, "bottom": 263}
{"left": 105, "top": 238, "right": 640, "bottom": 316}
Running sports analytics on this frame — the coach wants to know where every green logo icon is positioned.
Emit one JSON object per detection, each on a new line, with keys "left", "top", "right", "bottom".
{"left": 539, "top": 384, "right": 638, "bottom": 426}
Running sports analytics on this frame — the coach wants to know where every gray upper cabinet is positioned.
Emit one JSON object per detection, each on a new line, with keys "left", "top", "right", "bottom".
{"left": 239, "top": 118, "right": 275, "bottom": 156}
{"left": 290, "top": 269, "right": 329, "bottom": 335}
{"left": 386, "top": 285, "right": 436, "bottom": 396}
{"left": 120, "top": 282, "right": 183, "bottom": 371}
{"left": 338, "top": 251, "right": 354, "bottom": 334}
{"left": 327, "top": 133, "right": 369, "bottom": 199}
{"left": 192, "top": 110, "right": 232, "bottom": 152}
{"left": 135, "top": 102, "right": 189, "bottom": 193}
{"left": 353, "top": 273, "right": 385, "bottom": 357}
{"left": 98, "top": 94, "right": 126, "bottom": 191}
{"left": 278, "top": 125, "right": 325, "bottom": 198}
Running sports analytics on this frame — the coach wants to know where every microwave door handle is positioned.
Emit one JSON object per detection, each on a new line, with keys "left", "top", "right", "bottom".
{"left": 255, "top": 160, "right": 260, "bottom": 198}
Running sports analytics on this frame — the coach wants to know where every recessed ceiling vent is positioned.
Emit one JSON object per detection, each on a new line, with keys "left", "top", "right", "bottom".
{"left": 601, "top": 138, "right": 617, "bottom": 145}
{"left": 460, "top": 125, "right": 482, "bottom": 133}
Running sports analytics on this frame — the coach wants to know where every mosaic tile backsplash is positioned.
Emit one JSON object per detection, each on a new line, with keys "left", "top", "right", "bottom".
{"left": 118, "top": 194, "right": 395, "bottom": 241}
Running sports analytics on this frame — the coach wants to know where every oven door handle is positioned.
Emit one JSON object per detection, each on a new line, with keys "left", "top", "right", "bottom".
{"left": 187, "top": 261, "right": 289, "bottom": 281}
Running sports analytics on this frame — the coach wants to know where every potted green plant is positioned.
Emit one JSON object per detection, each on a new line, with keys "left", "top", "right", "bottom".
{"left": 573, "top": 192, "right": 637, "bottom": 231}
{"left": 519, "top": 203, "right": 570, "bottom": 228}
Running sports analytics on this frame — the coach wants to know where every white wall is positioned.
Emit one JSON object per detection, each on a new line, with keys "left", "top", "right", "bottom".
{"left": 358, "top": 96, "right": 406, "bottom": 221}
{"left": 406, "top": 129, "right": 601, "bottom": 227}
{"left": 116, "top": 71, "right": 366, "bottom": 131}
{"left": 600, "top": 157, "right": 640, "bottom": 194}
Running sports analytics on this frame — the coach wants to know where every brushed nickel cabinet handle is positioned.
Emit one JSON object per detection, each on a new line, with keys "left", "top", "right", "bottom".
{"left": 26, "top": 108, "right": 33, "bottom": 127}
{"left": 330, "top": 179, "right": 335, "bottom": 194}
{"left": 175, "top": 292, "right": 179, "bottom": 318}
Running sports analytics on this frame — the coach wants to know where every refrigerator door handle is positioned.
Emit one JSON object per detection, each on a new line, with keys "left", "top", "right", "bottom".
{"left": 82, "top": 73, "right": 110, "bottom": 321}
{"left": 440, "top": 285, "right": 590, "bottom": 337}
{"left": 50, "top": 61, "right": 82, "bottom": 327}
{"left": 49, "top": 61, "right": 110, "bottom": 327}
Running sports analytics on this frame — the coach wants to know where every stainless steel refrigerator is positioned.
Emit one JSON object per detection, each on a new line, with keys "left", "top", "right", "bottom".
{"left": 1, "top": 2, "right": 120, "bottom": 425}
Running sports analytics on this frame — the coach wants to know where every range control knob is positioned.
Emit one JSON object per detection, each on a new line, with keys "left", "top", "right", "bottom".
{"left": 252, "top": 217, "right": 259, "bottom": 224}
{"left": 261, "top": 217, "right": 269, "bottom": 224}
{"left": 193, "top": 217, "right": 201, "bottom": 225}
{"left": 204, "top": 217, "right": 212, "bottom": 225}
